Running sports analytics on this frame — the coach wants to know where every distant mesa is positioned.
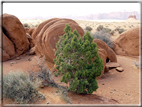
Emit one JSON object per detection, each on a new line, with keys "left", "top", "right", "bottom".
{"left": 126, "top": 15, "right": 138, "bottom": 21}
{"left": 128, "top": 15, "right": 137, "bottom": 19}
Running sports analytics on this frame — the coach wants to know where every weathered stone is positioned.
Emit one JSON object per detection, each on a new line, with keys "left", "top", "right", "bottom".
{"left": 106, "top": 62, "right": 121, "bottom": 68}
{"left": 32, "top": 18, "right": 59, "bottom": 42}
{"left": 93, "top": 39, "right": 118, "bottom": 77}
{"left": 3, "top": 50, "right": 10, "bottom": 61}
{"left": 116, "top": 67, "right": 124, "bottom": 72}
{"left": 3, "top": 32, "right": 15, "bottom": 59}
{"left": 29, "top": 46, "right": 35, "bottom": 55}
{"left": 42, "top": 21, "right": 84, "bottom": 63}
{"left": 2, "top": 14, "right": 29, "bottom": 58}
{"left": 26, "top": 33, "right": 34, "bottom": 49}
{"left": 113, "top": 27, "right": 139, "bottom": 56}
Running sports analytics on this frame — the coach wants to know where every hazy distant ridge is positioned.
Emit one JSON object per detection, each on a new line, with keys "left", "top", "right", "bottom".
{"left": 20, "top": 11, "right": 140, "bottom": 20}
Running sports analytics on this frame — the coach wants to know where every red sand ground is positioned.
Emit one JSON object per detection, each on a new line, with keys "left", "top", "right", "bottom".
{"left": 2, "top": 54, "right": 140, "bottom": 105}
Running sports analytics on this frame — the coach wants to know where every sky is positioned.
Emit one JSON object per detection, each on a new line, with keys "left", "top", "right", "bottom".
{"left": 3, "top": 3, "right": 140, "bottom": 19}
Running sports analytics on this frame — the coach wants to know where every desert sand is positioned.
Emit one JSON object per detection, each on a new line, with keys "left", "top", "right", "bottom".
{"left": 2, "top": 19, "right": 140, "bottom": 106}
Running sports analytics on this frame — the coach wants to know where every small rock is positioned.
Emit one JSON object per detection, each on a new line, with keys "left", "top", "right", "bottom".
{"left": 26, "top": 33, "right": 32, "bottom": 39}
{"left": 16, "top": 57, "right": 20, "bottom": 60}
{"left": 39, "top": 85, "right": 44, "bottom": 88}
{"left": 47, "top": 102, "right": 50, "bottom": 104}
{"left": 110, "top": 92, "right": 114, "bottom": 94}
{"left": 10, "top": 61, "right": 17, "bottom": 65}
{"left": 116, "top": 67, "right": 124, "bottom": 72}
{"left": 102, "top": 83, "right": 105, "bottom": 85}
{"left": 106, "top": 62, "right": 121, "bottom": 69}
{"left": 28, "top": 47, "right": 35, "bottom": 55}
{"left": 27, "top": 58, "right": 32, "bottom": 61}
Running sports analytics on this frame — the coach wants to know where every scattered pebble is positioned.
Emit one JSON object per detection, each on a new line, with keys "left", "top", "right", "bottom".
{"left": 16, "top": 57, "right": 20, "bottom": 60}
{"left": 10, "top": 61, "right": 17, "bottom": 66}
{"left": 47, "top": 102, "right": 50, "bottom": 104}
{"left": 102, "top": 83, "right": 105, "bottom": 85}
{"left": 27, "top": 58, "right": 32, "bottom": 61}
{"left": 126, "top": 93, "right": 130, "bottom": 96}
{"left": 114, "top": 89, "right": 117, "bottom": 91}
{"left": 110, "top": 92, "right": 114, "bottom": 94}
{"left": 116, "top": 67, "right": 124, "bottom": 72}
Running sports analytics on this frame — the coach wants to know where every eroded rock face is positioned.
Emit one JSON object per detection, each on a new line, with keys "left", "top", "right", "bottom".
{"left": 34, "top": 18, "right": 84, "bottom": 63}
{"left": 35, "top": 18, "right": 61, "bottom": 56}
{"left": 93, "top": 39, "right": 117, "bottom": 77}
{"left": 3, "top": 50, "right": 10, "bottom": 61}
{"left": 2, "top": 13, "right": 29, "bottom": 61}
{"left": 98, "top": 48, "right": 108, "bottom": 76}
{"left": 93, "top": 39, "right": 117, "bottom": 62}
{"left": 113, "top": 27, "right": 139, "bottom": 56}
{"left": 41, "top": 21, "right": 84, "bottom": 63}
{"left": 3, "top": 32, "right": 15, "bottom": 60}
{"left": 32, "top": 18, "right": 59, "bottom": 42}
{"left": 28, "top": 27, "right": 35, "bottom": 36}
{"left": 26, "top": 33, "right": 34, "bottom": 49}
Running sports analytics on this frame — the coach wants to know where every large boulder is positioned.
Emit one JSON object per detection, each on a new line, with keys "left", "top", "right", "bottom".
{"left": 34, "top": 18, "right": 79, "bottom": 56}
{"left": 93, "top": 39, "right": 117, "bottom": 62}
{"left": 2, "top": 14, "right": 29, "bottom": 61}
{"left": 33, "top": 18, "right": 84, "bottom": 63}
{"left": 41, "top": 20, "right": 84, "bottom": 63}
{"left": 3, "top": 32, "right": 15, "bottom": 61}
{"left": 3, "top": 50, "right": 10, "bottom": 61}
{"left": 26, "top": 33, "right": 34, "bottom": 49}
{"left": 113, "top": 27, "right": 139, "bottom": 56}
{"left": 24, "top": 27, "right": 36, "bottom": 49}
{"left": 98, "top": 48, "right": 108, "bottom": 76}
{"left": 35, "top": 18, "right": 61, "bottom": 55}
{"left": 32, "top": 18, "right": 59, "bottom": 42}
{"left": 27, "top": 27, "right": 35, "bottom": 36}
{"left": 93, "top": 39, "right": 117, "bottom": 77}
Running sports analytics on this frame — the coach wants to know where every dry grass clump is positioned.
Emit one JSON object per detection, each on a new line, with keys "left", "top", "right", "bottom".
{"left": 115, "top": 27, "right": 125, "bottom": 34}
{"left": 85, "top": 26, "right": 93, "bottom": 31}
{"left": 92, "top": 30, "right": 114, "bottom": 49}
{"left": 29, "top": 56, "right": 71, "bottom": 103}
{"left": 23, "top": 23, "right": 30, "bottom": 28}
{"left": 3, "top": 71, "right": 45, "bottom": 104}
{"left": 92, "top": 25, "right": 114, "bottom": 48}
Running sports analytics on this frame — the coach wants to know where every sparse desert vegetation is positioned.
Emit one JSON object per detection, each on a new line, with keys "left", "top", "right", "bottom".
{"left": 3, "top": 71, "right": 45, "bottom": 104}
{"left": 2, "top": 14, "right": 140, "bottom": 105}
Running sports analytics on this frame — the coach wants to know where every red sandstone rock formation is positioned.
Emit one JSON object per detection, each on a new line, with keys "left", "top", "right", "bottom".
{"left": 24, "top": 27, "right": 36, "bottom": 49}
{"left": 32, "top": 18, "right": 84, "bottom": 63}
{"left": 3, "top": 32, "right": 15, "bottom": 59}
{"left": 93, "top": 39, "right": 117, "bottom": 62}
{"left": 2, "top": 14, "right": 29, "bottom": 61}
{"left": 34, "top": 18, "right": 79, "bottom": 56}
{"left": 32, "top": 18, "right": 59, "bottom": 42}
{"left": 93, "top": 39, "right": 117, "bottom": 77}
{"left": 113, "top": 27, "right": 139, "bottom": 56}
{"left": 28, "top": 27, "right": 35, "bottom": 36}
{"left": 26, "top": 33, "right": 34, "bottom": 49}
{"left": 35, "top": 18, "right": 61, "bottom": 56}
{"left": 41, "top": 21, "right": 84, "bottom": 63}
